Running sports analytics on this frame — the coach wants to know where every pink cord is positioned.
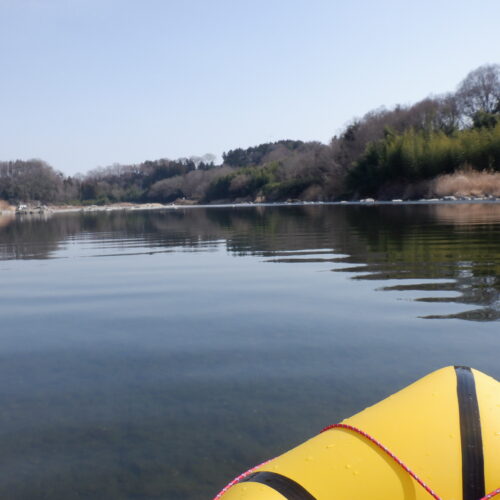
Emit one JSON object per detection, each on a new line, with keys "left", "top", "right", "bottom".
{"left": 213, "top": 458, "right": 273, "bottom": 500}
{"left": 321, "top": 424, "right": 500, "bottom": 500}
{"left": 321, "top": 423, "right": 441, "bottom": 499}
{"left": 482, "top": 489, "right": 500, "bottom": 499}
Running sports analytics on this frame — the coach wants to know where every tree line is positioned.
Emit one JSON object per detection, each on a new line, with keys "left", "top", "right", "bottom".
{"left": 1, "top": 64, "right": 499, "bottom": 205}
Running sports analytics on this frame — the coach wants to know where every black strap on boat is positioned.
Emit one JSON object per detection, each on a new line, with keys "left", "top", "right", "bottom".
{"left": 455, "top": 366, "right": 485, "bottom": 500}
{"left": 239, "top": 471, "right": 317, "bottom": 499}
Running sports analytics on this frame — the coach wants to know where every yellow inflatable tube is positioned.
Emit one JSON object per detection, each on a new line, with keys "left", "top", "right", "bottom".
{"left": 215, "top": 366, "right": 500, "bottom": 500}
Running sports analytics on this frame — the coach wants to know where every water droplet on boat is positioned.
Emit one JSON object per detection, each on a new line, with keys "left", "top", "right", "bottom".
{"left": 345, "top": 464, "right": 351, "bottom": 469}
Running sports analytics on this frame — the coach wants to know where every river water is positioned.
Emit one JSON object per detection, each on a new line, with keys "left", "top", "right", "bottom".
{"left": 0, "top": 203, "right": 499, "bottom": 499}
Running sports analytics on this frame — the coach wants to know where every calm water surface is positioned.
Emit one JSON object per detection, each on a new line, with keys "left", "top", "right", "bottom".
{"left": 0, "top": 204, "right": 499, "bottom": 499}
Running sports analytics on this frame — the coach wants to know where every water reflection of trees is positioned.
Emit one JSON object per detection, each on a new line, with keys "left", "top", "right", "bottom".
{"left": 338, "top": 204, "right": 500, "bottom": 320}
{"left": 0, "top": 204, "right": 498, "bottom": 320}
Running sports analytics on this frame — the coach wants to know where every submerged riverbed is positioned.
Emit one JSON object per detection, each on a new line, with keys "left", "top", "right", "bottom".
{"left": 0, "top": 203, "right": 499, "bottom": 499}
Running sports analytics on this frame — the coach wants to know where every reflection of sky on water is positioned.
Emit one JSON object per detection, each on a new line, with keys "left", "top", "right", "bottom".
{"left": 0, "top": 204, "right": 498, "bottom": 499}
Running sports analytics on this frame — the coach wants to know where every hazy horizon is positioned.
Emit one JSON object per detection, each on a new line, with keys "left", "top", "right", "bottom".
{"left": 1, "top": 0, "right": 500, "bottom": 175}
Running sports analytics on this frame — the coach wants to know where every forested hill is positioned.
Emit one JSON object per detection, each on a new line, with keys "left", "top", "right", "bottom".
{"left": 1, "top": 64, "right": 500, "bottom": 206}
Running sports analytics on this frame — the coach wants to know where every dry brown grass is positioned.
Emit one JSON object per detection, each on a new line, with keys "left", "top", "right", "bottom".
{"left": 428, "top": 169, "right": 500, "bottom": 198}
{"left": 0, "top": 199, "right": 15, "bottom": 211}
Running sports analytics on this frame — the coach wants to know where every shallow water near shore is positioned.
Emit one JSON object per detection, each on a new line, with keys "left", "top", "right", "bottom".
{"left": 0, "top": 203, "right": 499, "bottom": 499}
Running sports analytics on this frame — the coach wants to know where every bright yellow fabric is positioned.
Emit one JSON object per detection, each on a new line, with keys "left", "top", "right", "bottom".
{"left": 220, "top": 367, "right": 499, "bottom": 500}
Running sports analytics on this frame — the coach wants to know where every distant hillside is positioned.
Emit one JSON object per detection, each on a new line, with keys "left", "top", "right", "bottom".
{"left": 1, "top": 64, "right": 499, "bottom": 205}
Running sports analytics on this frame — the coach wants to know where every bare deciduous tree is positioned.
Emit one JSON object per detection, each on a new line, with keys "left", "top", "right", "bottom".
{"left": 456, "top": 64, "right": 500, "bottom": 117}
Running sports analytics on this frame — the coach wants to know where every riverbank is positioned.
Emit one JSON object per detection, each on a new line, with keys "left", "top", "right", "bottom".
{"left": 2, "top": 166, "right": 500, "bottom": 216}
{"left": 2, "top": 197, "right": 500, "bottom": 218}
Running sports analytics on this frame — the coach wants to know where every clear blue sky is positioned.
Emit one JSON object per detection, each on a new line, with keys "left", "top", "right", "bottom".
{"left": 1, "top": 0, "right": 499, "bottom": 175}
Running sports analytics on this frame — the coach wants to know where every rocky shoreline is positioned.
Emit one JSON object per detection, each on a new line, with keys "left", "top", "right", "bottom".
{"left": 1, "top": 195, "right": 500, "bottom": 217}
